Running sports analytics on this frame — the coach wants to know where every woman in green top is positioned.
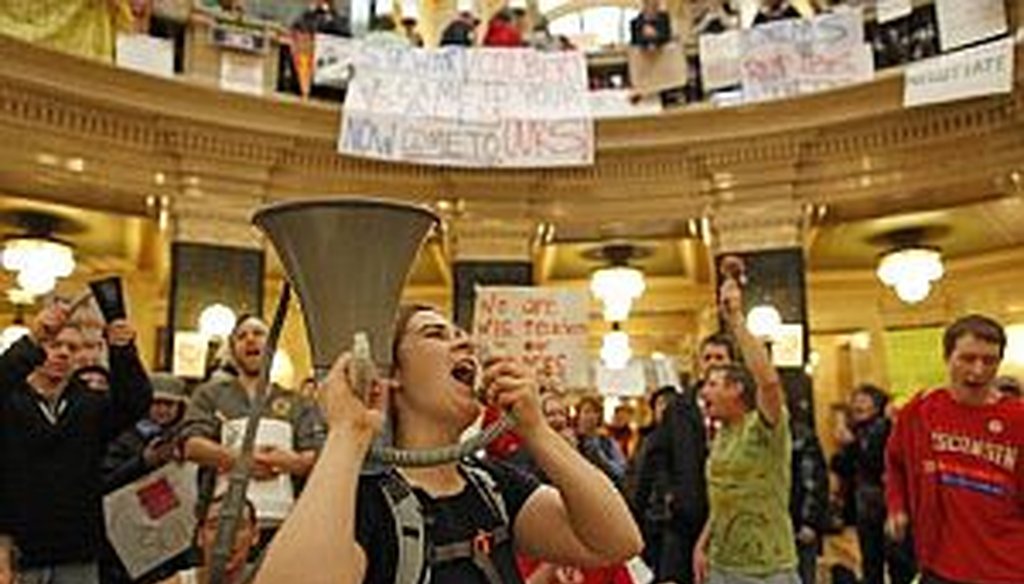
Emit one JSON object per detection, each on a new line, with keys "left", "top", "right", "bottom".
{"left": 693, "top": 278, "right": 799, "bottom": 584}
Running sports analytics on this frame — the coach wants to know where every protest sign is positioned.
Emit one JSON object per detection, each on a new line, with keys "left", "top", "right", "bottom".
{"left": 628, "top": 43, "right": 689, "bottom": 94}
{"left": 700, "top": 30, "right": 742, "bottom": 91}
{"left": 219, "top": 52, "right": 264, "bottom": 95}
{"left": 473, "top": 286, "right": 590, "bottom": 388}
{"left": 904, "top": 37, "right": 1014, "bottom": 108}
{"left": 116, "top": 34, "right": 174, "bottom": 78}
{"left": 741, "top": 10, "right": 873, "bottom": 102}
{"left": 313, "top": 33, "right": 357, "bottom": 88}
{"left": 104, "top": 463, "right": 198, "bottom": 579}
{"left": 219, "top": 418, "right": 295, "bottom": 522}
{"left": 935, "top": 0, "right": 1006, "bottom": 52}
{"left": 339, "top": 46, "right": 594, "bottom": 168}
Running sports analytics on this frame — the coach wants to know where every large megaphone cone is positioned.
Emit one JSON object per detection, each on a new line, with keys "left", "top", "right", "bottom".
{"left": 253, "top": 198, "right": 439, "bottom": 375}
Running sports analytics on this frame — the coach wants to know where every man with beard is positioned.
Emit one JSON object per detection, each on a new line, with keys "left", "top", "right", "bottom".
{"left": 181, "top": 314, "right": 326, "bottom": 543}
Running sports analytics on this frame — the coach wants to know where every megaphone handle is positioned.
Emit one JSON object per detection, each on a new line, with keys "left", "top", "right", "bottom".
{"left": 348, "top": 332, "right": 377, "bottom": 402}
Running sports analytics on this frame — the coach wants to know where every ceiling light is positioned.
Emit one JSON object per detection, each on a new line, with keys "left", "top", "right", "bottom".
{"left": 591, "top": 266, "right": 646, "bottom": 322}
{"left": 600, "top": 330, "right": 632, "bottom": 370}
{"left": 747, "top": 304, "right": 783, "bottom": 339}
{"left": 198, "top": 303, "right": 237, "bottom": 338}
{"left": 2, "top": 237, "right": 75, "bottom": 296}
{"left": 877, "top": 247, "right": 944, "bottom": 304}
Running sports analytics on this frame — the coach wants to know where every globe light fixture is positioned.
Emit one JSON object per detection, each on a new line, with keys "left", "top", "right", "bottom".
{"left": 876, "top": 247, "right": 944, "bottom": 304}
{"left": 600, "top": 329, "right": 632, "bottom": 370}
{"left": 590, "top": 266, "right": 646, "bottom": 322}
{"left": 1, "top": 237, "right": 75, "bottom": 296}
{"left": 198, "top": 303, "right": 237, "bottom": 339}
{"left": 746, "top": 304, "right": 783, "bottom": 339}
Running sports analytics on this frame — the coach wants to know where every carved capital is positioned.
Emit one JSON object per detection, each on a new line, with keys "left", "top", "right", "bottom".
{"left": 710, "top": 200, "right": 806, "bottom": 254}
{"left": 450, "top": 217, "right": 536, "bottom": 262}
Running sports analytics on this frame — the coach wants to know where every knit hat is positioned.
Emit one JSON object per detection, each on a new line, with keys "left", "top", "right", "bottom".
{"left": 151, "top": 372, "right": 188, "bottom": 403}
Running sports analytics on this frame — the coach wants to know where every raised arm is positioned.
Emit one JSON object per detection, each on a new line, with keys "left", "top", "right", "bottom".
{"left": 486, "top": 360, "right": 642, "bottom": 567}
{"left": 253, "top": 354, "right": 386, "bottom": 584}
{"left": 720, "top": 278, "right": 785, "bottom": 426}
{"left": 0, "top": 304, "right": 66, "bottom": 391}
{"left": 104, "top": 320, "right": 153, "bottom": 441}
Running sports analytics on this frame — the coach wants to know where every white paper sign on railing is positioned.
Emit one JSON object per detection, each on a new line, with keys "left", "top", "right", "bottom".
{"left": 903, "top": 37, "right": 1014, "bottom": 108}
{"left": 740, "top": 9, "right": 874, "bottom": 103}
{"left": 700, "top": 29, "right": 742, "bottom": 91}
{"left": 339, "top": 47, "right": 594, "bottom": 168}
{"left": 473, "top": 286, "right": 590, "bottom": 388}
{"left": 935, "top": 0, "right": 1007, "bottom": 52}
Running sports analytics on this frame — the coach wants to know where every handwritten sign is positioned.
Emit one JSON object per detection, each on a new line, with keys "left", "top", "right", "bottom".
{"left": 339, "top": 46, "right": 594, "bottom": 168}
{"left": 904, "top": 37, "right": 1014, "bottom": 108}
{"left": 700, "top": 30, "right": 741, "bottom": 91}
{"left": 104, "top": 463, "right": 198, "bottom": 579}
{"left": 313, "top": 33, "right": 357, "bottom": 88}
{"left": 473, "top": 287, "right": 589, "bottom": 388}
{"left": 935, "top": 0, "right": 1006, "bottom": 52}
{"left": 741, "top": 9, "right": 874, "bottom": 103}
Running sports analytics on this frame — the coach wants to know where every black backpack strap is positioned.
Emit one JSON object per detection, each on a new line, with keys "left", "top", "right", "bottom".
{"left": 379, "top": 471, "right": 430, "bottom": 584}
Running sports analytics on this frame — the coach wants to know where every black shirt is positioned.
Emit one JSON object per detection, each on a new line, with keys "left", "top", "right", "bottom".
{"left": 356, "top": 458, "right": 540, "bottom": 584}
{"left": 0, "top": 337, "right": 152, "bottom": 568}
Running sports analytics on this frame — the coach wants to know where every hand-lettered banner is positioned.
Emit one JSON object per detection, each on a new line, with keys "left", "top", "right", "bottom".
{"left": 738, "top": 8, "right": 874, "bottom": 103}
{"left": 473, "top": 286, "right": 590, "bottom": 388}
{"left": 339, "top": 46, "right": 594, "bottom": 168}
{"left": 903, "top": 37, "right": 1014, "bottom": 108}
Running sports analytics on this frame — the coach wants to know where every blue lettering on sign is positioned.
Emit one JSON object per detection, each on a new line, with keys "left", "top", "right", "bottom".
{"left": 342, "top": 116, "right": 396, "bottom": 156}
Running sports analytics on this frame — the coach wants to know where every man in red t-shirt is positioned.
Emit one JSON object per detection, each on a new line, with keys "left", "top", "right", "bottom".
{"left": 885, "top": 314, "right": 1024, "bottom": 584}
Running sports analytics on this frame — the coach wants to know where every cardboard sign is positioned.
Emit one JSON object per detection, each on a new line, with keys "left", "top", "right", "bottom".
{"left": 627, "top": 43, "right": 689, "bottom": 94}
{"left": 340, "top": 46, "right": 593, "bottom": 168}
{"left": 903, "top": 37, "right": 1014, "bottom": 108}
{"left": 935, "top": 0, "right": 1006, "bottom": 52}
{"left": 104, "top": 463, "right": 199, "bottom": 579}
{"left": 473, "top": 287, "right": 589, "bottom": 388}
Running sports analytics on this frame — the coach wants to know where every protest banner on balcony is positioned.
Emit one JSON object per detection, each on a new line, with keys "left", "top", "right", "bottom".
{"left": 338, "top": 46, "right": 594, "bottom": 168}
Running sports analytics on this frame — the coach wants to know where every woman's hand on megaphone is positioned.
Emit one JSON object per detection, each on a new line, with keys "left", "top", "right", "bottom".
{"left": 322, "top": 352, "right": 390, "bottom": 442}
{"left": 482, "top": 358, "right": 544, "bottom": 438}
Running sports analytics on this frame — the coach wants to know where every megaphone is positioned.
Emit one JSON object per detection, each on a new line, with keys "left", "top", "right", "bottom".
{"left": 252, "top": 197, "right": 511, "bottom": 467}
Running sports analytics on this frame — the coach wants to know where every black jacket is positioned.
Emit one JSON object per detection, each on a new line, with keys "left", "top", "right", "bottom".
{"left": 630, "top": 12, "right": 671, "bottom": 48}
{"left": 0, "top": 336, "right": 152, "bottom": 568}
{"left": 635, "top": 387, "right": 708, "bottom": 536}
{"left": 790, "top": 420, "right": 829, "bottom": 548}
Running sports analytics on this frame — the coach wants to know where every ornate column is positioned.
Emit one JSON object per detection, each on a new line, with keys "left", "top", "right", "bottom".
{"left": 165, "top": 186, "right": 266, "bottom": 377}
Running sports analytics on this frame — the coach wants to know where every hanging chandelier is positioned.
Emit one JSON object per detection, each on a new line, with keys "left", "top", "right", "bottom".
{"left": 586, "top": 243, "right": 650, "bottom": 322}
{"left": 876, "top": 247, "right": 944, "bottom": 304}
{"left": 2, "top": 237, "right": 76, "bottom": 296}
{"left": 591, "top": 266, "right": 646, "bottom": 322}
{"left": 600, "top": 328, "right": 632, "bottom": 370}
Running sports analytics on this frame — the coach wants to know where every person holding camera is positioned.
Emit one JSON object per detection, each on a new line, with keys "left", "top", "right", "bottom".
{"left": 0, "top": 299, "right": 152, "bottom": 584}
